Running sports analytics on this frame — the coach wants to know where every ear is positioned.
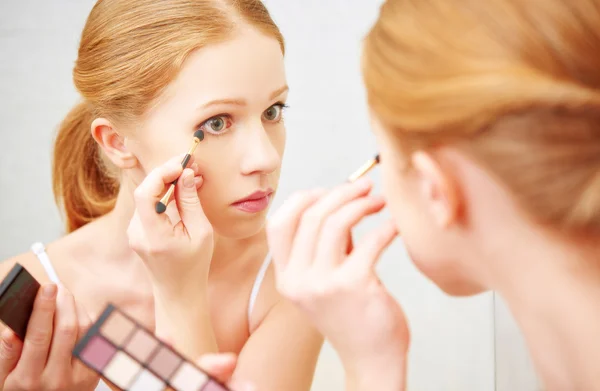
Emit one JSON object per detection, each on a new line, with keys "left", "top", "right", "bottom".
{"left": 91, "top": 118, "right": 138, "bottom": 169}
{"left": 411, "top": 151, "right": 460, "bottom": 228}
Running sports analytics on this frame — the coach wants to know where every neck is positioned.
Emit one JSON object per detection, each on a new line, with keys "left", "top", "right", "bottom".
{"left": 491, "top": 228, "right": 600, "bottom": 390}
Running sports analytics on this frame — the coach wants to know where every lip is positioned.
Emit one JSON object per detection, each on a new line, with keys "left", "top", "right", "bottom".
{"left": 232, "top": 189, "right": 274, "bottom": 213}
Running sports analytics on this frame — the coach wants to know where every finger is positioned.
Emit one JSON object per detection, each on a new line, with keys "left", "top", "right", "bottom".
{"left": 195, "top": 175, "right": 203, "bottom": 189}
{"left": 133, "top": 154, "right": 191, "bottom": 229}
{"left": 316, "top": 195, "right": 386, "bottom": 269}
{"left": 344, "top": 219, "right": 399, "bottom": 273}
{"left": 15, "top": 284, "right": 57, "bottom": 376}
{"left": 74, "top": 300, "right": 93, "bottom": 340}
{"left": 72, "top": 301, "right": 96, "bottom": 377}
{"left": 266, "top": 189, "right": 327, "bottom": 272}
{"left": 197, "top": 353, "right": 237, "bottom": 384}
{"left": 127, "top": 210, "right": 172, "bottom": 255}
{"left": 45, "top": 286, "right": 78, "bottom": 378}
{"left": 346, "top": 232, "right": 354, "bottom": 255}
{"left": 174, "top": 170, "right": 210, "bottom": 239}
{"left": 0, "top": 329, "right": 23, "bottom": 382}
{"left": 289, "top": 177, "right": 373, "bottom": 269}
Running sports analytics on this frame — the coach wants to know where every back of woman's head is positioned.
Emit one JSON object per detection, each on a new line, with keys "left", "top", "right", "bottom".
{"left": 53, "top": 0, "right": 284, "bottom": 233}
{"left": 362, "top": 0, "right": 600, "bottom": 234}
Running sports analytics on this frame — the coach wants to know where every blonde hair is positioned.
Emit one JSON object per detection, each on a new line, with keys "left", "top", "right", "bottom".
{"left": 363, "top": 0, "right": 600, "bottom": 233}
{"left": 53, "top": 0, "right": 284, "bottom": 233}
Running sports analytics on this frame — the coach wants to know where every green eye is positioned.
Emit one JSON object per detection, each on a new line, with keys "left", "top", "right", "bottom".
{"left": 199, "top": 115, "right": 231, "bottom": 135}
{"left": 207, "top": 117, "right": 226, "bottom": 132}
{"left": 263, "top": 104, "right": 284, "bottom": 122}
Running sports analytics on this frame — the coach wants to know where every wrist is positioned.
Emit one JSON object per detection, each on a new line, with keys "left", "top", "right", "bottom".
{"left": 152, "top": 287, "right": 216, "bottom": 358}
{"left": 152, "top": 282, "right": 209, "bottom": 312}
{"left": 150, "top": 270, "right": 208, "bottom": 302}
{"left": 344, "top": 355, "right": 407, "bottom": 391}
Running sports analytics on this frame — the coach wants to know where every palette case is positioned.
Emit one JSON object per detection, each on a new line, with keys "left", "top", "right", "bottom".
{"left": 0, "top": 263, "right": 40, "bottom": 340}
{"left": 73, "top": 304, "right": 230, "bottom": 391}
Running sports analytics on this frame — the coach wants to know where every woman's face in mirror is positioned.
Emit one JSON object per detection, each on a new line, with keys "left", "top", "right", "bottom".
{"left": 126, "top": 27, "right": 288, "bottom": 238}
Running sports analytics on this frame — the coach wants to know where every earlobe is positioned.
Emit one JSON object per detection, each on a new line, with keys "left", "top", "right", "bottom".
{"left": 412, "top": 151, "right": 459, "bottom": 228}
{"left": 91, "top": 118, "right": 138, "bottom": 169}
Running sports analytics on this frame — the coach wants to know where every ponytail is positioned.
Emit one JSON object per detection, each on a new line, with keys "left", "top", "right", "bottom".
{"left": 52, "top": 102, "right": 118, "bottom": 233}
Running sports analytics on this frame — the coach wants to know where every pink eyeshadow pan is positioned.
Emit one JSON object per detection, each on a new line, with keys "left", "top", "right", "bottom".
{"left": 124, "top": 328, "right": 159, "bottom": 362}
{"left": 79, "top": 335, "right": 117, "bottom": 371}
{"left": 148, "top": 345, "right": 182, "bottom": 379}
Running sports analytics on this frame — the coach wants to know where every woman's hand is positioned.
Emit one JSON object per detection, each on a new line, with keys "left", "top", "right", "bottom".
{"left": 127, "top": 154, "right": 219, "bottom": 358}
{"left": 0, "top": 284, "right": 100, "bottom": 391}
{"left": 267, "top": 178, "right": 409, "bottom": 391}
{"left": 127, "top": 154, "right": 214, "bottom": 297}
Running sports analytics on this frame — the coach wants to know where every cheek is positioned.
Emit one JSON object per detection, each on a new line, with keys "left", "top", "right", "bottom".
{"left": 269, "top": 125, "right": 286, "bottom": 157}
{"left": 380, "top": 164, "right": 441, "bottom": 277}
{"left": 194, "top": 141, "right": 235, "bottom": 199}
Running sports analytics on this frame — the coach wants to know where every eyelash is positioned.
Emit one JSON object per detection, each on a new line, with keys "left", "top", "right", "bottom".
{"left": 196, "top": 102, "right": 289, "bottom": 136}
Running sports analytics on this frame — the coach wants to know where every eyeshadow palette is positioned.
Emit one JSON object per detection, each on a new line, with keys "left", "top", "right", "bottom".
{"left": 73, "top": 304, "right": 230, "bottom": 391}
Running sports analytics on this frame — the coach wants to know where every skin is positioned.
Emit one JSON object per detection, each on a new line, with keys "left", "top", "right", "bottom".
{"left": 267, "top": 113, "right": 600, "bottom": 390}
{"left": 0, "top": 26, "right": 322, "bottom": 391}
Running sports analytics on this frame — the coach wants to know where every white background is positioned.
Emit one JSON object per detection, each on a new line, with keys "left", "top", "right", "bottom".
{"left": 0, "top": 1, "right": 539, "bottom": 389}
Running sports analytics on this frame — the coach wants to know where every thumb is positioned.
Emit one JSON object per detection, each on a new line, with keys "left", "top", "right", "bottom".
{"left": 175, "top": 169, "right": 209, "bottom": 237}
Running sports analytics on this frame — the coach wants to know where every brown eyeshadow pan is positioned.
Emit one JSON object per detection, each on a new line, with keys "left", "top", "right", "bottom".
{"left": 148, "top": 345, "right": 183, "bottom": 379}
{"left": 100, "top": 310, "right": 135, "bottom": 346}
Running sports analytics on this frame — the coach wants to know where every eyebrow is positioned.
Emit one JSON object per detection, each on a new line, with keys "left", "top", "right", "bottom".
{"left": 198, "top": 85, "right": 289, "bottom": 110}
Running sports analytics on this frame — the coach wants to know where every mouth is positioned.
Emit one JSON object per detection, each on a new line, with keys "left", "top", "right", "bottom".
{"left": 231, "top": 189, "right": 274, "bottom": 213}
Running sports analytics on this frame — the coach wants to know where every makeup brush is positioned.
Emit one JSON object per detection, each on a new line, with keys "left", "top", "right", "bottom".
{"left": 347, "top": 154, "right": 380, "bottom": 182}
{"left": 155, "top": 129, "right": 205, "bottom": 214}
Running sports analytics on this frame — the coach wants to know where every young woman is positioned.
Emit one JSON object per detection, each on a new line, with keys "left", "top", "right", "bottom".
{"left": 268, "top": 0, "right": 600, "bottom": 390}
{"left": 0, "top": 1, "right": 322, "bottom": 390}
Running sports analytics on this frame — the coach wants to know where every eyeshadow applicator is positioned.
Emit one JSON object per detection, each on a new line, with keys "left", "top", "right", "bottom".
{"left": 155, "top": 129, "right": 205, "bottom": 214}
{"left": 347, "top": 154, "right": 380, "bottom": 182}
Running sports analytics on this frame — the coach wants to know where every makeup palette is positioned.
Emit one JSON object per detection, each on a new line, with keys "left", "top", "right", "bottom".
{"left": 0, "top": 263, "right": 41, "bottom": 339}
{"left": 73, "top": 304, "right": 230, "bottom": 391}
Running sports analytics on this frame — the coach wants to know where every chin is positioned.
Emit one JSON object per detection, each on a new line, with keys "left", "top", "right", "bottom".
{"left": 212, "top": 209, "right": 269, "bottom": 239}
{"left": 409, "top": 252, "right": 486, "bottom": 297}
{"left": 435, "top": 279, "right": 487, "bottom": 296}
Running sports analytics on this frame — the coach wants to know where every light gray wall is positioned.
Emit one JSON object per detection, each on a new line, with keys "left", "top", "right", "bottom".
{"left": 0, "top": 1, "right": 537, "bottom": 390}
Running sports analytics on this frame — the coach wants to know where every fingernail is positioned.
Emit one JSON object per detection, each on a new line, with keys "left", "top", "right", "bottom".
{"left": 42, "top": 284, "right": 57, "bottom": 298}
{"left": 190, "top": 162, "right": 199, "bottom": 174}
{"left": 183, "top": 170, "right": 195, "bottom": 188}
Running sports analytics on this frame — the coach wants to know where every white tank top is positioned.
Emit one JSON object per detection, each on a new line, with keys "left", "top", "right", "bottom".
{"left": 30, "top": 242, "right": 271, "bottom": 391}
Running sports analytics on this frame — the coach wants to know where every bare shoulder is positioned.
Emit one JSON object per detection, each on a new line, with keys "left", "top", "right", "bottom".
{"left": 0, "top": 250, "right": 54, "bottom": 285}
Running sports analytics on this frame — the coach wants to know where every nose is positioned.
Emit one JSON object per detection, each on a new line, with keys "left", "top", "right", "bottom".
{"left": 240, "top": 123, "right": 281, "bottom": 176}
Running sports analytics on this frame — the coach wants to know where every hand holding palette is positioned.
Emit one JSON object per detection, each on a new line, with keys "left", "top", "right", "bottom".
{"left": 73, "top": 304, "right": 231, "bottom": 391}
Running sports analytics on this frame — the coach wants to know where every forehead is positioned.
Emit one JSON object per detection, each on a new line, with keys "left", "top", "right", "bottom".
{"left": 163, "top": 27, "right": 286, "bottom": 107}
